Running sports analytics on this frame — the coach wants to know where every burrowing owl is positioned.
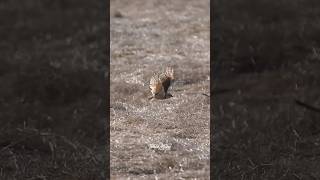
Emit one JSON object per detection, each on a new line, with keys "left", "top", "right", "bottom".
{"left": 149, "top": 67, "right": 175, "bottom": 100}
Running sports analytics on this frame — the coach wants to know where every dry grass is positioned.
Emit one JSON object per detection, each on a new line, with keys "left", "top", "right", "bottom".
{"left": 213, "top": 0, "right": 320, "bottom": 179}
{"left": 0, "top": 0, "right": 106, "bottom": 179}
{"left": 110, "top": 0, "right": 210, "bottom": 179}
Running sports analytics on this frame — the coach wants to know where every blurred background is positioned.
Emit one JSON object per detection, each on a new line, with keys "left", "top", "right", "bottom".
{"left": 213, "top": 0, "right": 320, "bottom": 179}
{"left": 0, "top": 0, "right": 107, "bottom": 179}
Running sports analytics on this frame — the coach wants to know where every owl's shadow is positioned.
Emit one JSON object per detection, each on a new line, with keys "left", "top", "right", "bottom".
{"left": 165, "top": 93, "right": 173, "bottom": 99}
{"left": 148, "top": 93, "right": 173, "bottom": 100}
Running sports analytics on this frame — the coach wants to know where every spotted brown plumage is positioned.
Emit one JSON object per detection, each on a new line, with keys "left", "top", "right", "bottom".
{"left": 149, "top": 67, "right": 175, "bottom": 100}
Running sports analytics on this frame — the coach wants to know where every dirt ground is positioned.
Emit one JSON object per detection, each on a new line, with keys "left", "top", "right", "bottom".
{"left": 110, "top": 0, "right": 210, "bottom": 179}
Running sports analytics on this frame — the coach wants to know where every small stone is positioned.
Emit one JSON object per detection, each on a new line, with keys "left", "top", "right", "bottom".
{"left": 114, "top": 10, "right": 124, "bottom": 18}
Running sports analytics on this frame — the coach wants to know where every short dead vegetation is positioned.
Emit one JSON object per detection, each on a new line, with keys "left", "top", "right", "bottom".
{"left": 111, "top": 0, "right": 210, "bottom": 179}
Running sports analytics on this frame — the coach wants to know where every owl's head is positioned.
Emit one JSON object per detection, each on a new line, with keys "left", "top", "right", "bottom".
{"left": 150, "top": 76, "right": 165, "bottom": 99}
